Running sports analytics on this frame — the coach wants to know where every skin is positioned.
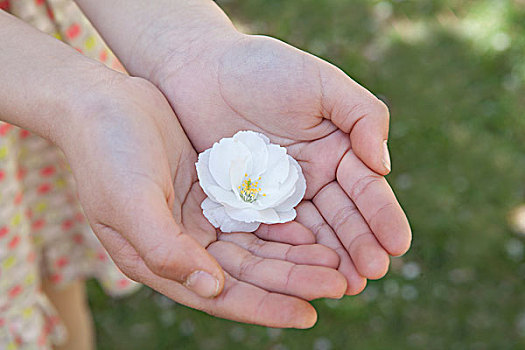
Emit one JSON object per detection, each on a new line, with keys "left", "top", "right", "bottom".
{"left": 1, "top": 11, "right": 347, "bottom": 329}
{"left": 77, "top": 77, "right": 348, "bottom": 328}
{"left": 76, "top": 0, "right": 412, "bottom": 296}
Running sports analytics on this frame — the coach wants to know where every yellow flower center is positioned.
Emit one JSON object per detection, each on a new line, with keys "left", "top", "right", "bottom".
{"left": 238, "top": 174, "right": 266, "bottom": 203}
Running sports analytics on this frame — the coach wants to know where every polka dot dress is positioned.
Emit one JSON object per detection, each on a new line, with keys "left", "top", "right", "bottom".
{"left": 1, "top": 1, "right": 141, "bottom": 348}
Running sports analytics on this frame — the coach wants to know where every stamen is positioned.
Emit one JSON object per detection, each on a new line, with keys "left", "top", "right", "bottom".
{"left": 239, "top": 174, "right": 264, "bottom": 203}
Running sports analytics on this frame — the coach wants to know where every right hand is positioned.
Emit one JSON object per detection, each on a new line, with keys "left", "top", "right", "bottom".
{"left": 58, "top": 71, "right": 346, "bottom": 328}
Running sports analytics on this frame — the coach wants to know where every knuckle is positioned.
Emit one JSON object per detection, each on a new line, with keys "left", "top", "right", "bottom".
{"left": 371, "top": 98, "right": 390, "bottom": 122}
{"left": 238, "top": 255, "right": 263, "bottom": 280}
{"left": 309, "top": 222, "right": 332, "bottom": 239}
{"left": 349, "top": 173, "right": 383, "bottom": 202}
{"left": 330, "top": 205, "right": 360, "bottom": 232}
{"left": 143, "top": 242, "right": 178, "bottom": 278}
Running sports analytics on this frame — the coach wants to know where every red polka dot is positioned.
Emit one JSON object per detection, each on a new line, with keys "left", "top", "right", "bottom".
{"left": 19, "top": 129, "right": 30, "bottom": 138}
{"left": 117, "top": 279, "right": 130, "bottom": 288}
{"left": 16, "top": 167, "right": 26, "bottom": 180}
{"left": 35, "top": 0, "right": 45, "bottom": 5}
{"left": 13, "top": 192, "right": 23, "bottom": 205}
{"left": 8, "top": 235, "right": 20, "bottom": 249}
{"left": 38, "top": 333, "right": 47, "bottom": 347}
{"left": 55, "top": 256, "right": 69, "bottom": 268}
{"left": 49, "top": 315, "right": 60, "bottom": 325}
{"left": 27, "top": 251, "right": 36, "bottom": 263}
{"left": 0, "top": 123, "right": 12, "bottom": 136}
{"left": 0, "top": 170, "right": 4, "bottom": 182}
{"left": 25, "top": 209, "right": 33, "bottom": 219}
{"left": 40, "top": 165, "right": 55, "bottom": 177}
{"left": 32, "top": 219, "right": 45, "bottom": 231}
{"left": 97, "top": 252, "right": 107, "bottom": 261}
{"left": 37, "top": 183, "right": 52, "bottom": 194}
{"left": 73, "top": 233, "right": 84, "bottom": 244}
{"left": 0, "top": 1, "right": 10, "bottom": 11}
{"left": 0, "top": 318, "right": 4, "bottom": 327}
{"left": 75, "top": 47, "right": 83, "bottom": 54}
{"left": 75, "top": 212, "right": 85, "bottom": 222}
{"left": 99, "top": 50, "right": 108, "bottom": 62}
{"left": 112, "top": 59, "right": 125, "bottom": 72}
{"left": 50, "top": 273, "right": 62, "bottom": 284}
{"left": 66, "top": 23, "right": 81, "bottom": 39}
{"left": 46, "top": 6, "right": 54, "bottom": 20}
{"left": 0, "top": 226, "right": 7, "bottom": 238}
{"left": 62, "top": 219, "right": 74, "bottom": 231}
{"left": 8, "top": 285, "right": 22, "bottom": 298}
{"left": 14, "top": 336, "right": 22, "bottom": 346}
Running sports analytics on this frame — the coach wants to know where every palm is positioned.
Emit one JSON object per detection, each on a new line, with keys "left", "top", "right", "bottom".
{"left": 69, "top": 77, "right": 346, "bottom": 328}
{"left": 159, "top": 35, "right": 412, "bottom": 294}
{"left": 166, "top": 141, "right": 348, "bottom": 326}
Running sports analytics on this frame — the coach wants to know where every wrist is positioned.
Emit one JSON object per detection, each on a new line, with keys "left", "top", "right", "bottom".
{"left": 107, "top": 0, "right": 242, "bottom": 84}
{"left": 53, "top": 62, "right": 130, "bottom": 150}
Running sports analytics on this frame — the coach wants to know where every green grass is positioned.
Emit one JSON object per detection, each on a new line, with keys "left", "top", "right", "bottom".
{"left": 88, "top": 1, "right": 525, "bottom": 349}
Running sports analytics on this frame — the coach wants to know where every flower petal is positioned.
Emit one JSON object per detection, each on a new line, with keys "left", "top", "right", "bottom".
{"left": 224, "top": 206, "right": 282, "bottom": 224}
{"left": 255, "top": 156, "right": 299, "bottom": 209}
{"left": 258, "top": 144, "right": 289, "bottom": 188}
{"left": 229, "top": 156, "right": 248, "bottom": 194}
{"left": 195, "top": 149, "right": 221, "bottom": 201}
{"left": 209, "top": 138, "right": 252, "bottom": 189}
{"left": 233, "top": 131, "right": 269, "bottom": 177}
{"left": 273, "top": 158, "right": 306, "bottom": 212}
{"left": 207, "top": 185, "right": 253, "bottom": 209}
{"left": 201, "top": 198, "right": 260, "bottom": 232}
{"left": 276, "top": 209, "right": 297, "bottom": 222}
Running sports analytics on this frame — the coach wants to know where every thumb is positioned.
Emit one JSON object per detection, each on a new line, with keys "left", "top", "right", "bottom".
{"left": 319, "top": 62, "right": 391, "bottom": 175}
{"left": 106, "top": 187, "right": 225, "bottom": 298}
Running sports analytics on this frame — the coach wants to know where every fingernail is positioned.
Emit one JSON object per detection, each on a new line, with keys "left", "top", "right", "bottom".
{"left": 382, "top": 140, "right": 391, "bottom": 172}
{"left": 184, "top": 270, "right": 220, "bottom": 298}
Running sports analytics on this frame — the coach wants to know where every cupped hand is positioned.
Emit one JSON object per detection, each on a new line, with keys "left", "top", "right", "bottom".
{"left": 60, "top": 72, "right": 346, "bottom": 328}
{"left": 152, "top": 33, "right": 412, "bottom": 295}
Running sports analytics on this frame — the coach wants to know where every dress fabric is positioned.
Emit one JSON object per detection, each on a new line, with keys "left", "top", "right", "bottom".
{"left": 0, "top": 0, "right": 141, "bottom": 348}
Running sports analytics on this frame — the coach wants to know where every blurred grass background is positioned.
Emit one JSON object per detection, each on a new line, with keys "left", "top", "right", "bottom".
{"left": 88, "top": 0, "right": 525, "bottom": 349}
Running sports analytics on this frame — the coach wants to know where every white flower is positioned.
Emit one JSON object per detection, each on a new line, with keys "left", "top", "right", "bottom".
{"left": 196, "top": 131, "right": 306, "bottom": 233}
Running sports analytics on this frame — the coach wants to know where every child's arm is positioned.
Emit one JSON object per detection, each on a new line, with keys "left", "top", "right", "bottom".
{"left": 0, "top": 10, "right": 224, "bottom": 297}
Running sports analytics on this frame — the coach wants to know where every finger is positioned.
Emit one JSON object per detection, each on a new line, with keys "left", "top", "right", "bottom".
{"left": 96, "top": 183, "right": 224, "bottom": 298}
{"left": 218, "top": 232, "right": 340, "bottom": 268}
{"left": 313, "top": 182, "right": 389, "bottom": 279}
{"left": 337, "top": 150, "right": 412, "bottom": 256}
{"left": 208, "top": 241, "right": 347, "bottom": 300}
{"left": 254, "top": 221, "right": 316, "bottom": 245}
{"left": 156, "top": 273, "right": 318, "bottom": 329}
{"left": 318, "top": 61, "right": 390, "bottom": 175}
{"left": 295, "top": 202, "right": 367, "bottom": 295}
{"left": 95, "top": 228, "right": 317, "bottom": 328}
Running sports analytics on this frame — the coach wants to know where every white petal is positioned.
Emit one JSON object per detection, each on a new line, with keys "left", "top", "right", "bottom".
{"left": 273, "top": 158, "right": 306, "bottom": 212}
{"left": 209, "top": 138, "right": 252, "bottom": 189}
{"left": 224, "top": 206, "right": 281, "bottom": 224}
{"left": 233, "top": 131, "right": 269, "bottom": 177}
{"left": 220, "top": 220, "right": 261, "bottom": 233}
{"left": 255, "top": 156, "right": 299, "bottom": 209}
{"left": 276, "top": 209, "right": 297, "bottom": 222}
{"left": 207, "top": 185, "right": 252, "bottom": 209}
{"left": 258, "top": 144, "right": 289, "bottom": 188}
{"left": 201, "top": 199, "right": 260, "bottom": 232}
{"left": 229, "top": 156, "right": 248, "bottom": 194}
{"left": 201, "top": 198, "right": 223, "bottom": 227}
{"left": 195, "top": 149, "right": 221, "bottom": 202}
